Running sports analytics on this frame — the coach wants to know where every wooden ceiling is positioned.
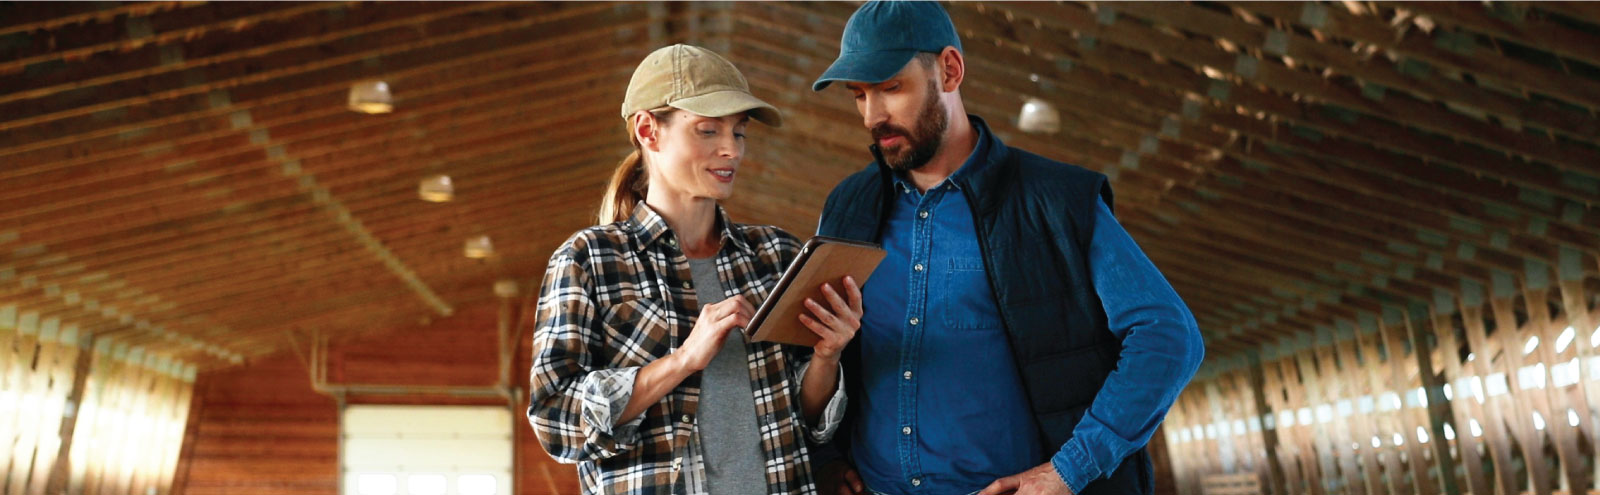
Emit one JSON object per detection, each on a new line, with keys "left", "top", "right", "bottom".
{"left": 5, "top": 1, "right": 1600, "bottom": 369}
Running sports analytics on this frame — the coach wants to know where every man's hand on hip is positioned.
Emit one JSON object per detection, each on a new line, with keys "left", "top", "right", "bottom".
{"left": 976, "top": 462, "right": 1074, "bottom": 495}
{"left": 816, "top": 459, "right": 865, "bottom": 495}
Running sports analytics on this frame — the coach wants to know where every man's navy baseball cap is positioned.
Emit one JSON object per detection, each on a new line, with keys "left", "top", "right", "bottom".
{"left": 811, "top": 1, "right": 963, "bottom": 91}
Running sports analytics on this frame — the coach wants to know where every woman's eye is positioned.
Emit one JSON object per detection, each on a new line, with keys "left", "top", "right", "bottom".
{"left": 700, "top": 129, "right": 717, "bottom": 136}
{"left": 734, "top": 133, "right": 746, "bottom": 139}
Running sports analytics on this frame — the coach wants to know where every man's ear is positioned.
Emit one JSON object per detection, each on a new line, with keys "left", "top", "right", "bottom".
{"left": 939, "top": 47, "right": 965, "bottom": 93}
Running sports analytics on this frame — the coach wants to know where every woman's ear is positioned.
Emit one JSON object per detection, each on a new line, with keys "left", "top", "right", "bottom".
{"left": 633, "top": 110, "right": 661, "bottom": 152}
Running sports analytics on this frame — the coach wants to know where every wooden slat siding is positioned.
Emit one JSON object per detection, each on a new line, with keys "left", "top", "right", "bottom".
{"left": 175, "top": 352, "right": 338, "bottom": 495}
{"left": 1110, "top": 1, "right": 1600, "bottom": 179}
{"left": 1460, "top": 303, "right": 1522, "bottom": 495}
{"left": 1201, "top": 473, "right": 1262, "bottom": 495}
{"left": 1164, "top": 394, "right": 1196, "bottom": 494}
{"left": 172, "top": 306, "right": 579, "bottom": 494}
{"left": 0, "top": 2, "right": 616, "bottom": 135}
{"left": 1494, "top": 293, "right": 1558, "bottom": 495}
{"left": 1, "top": 17, "right": 647, "bottom": 172}
{"left": 1270, "top": 352, "right": 1315, "bottom": 494}
{"left": 1333, "top": 328, "right": 1385, "bottom": 495}
{"left": 1389, "top": 2, "right": 1600, "bottom": 68}
{"left": 1526, "top": 283, "right": 1591, "bottom": 492}
{"left": 1216, "top": 1, "right": 1600, "bottom": 139}
{"left": 1406, "top": 311, "right": 1460, "bottom": 495}
{"left": 1432, "top": 311, "right": 1490, "bottom": 495}
{"left": 1558, "top": 277, "right": 1600, "bottom": 475}
{"left": 0, "top": 3, "right": 461, "bottom": 101}
{"left": 1314, "top": 333, "right": 1366, "bottom": 495}
{"left": 979, "top": 2, "right": 1600, "bottom": 181}
{"left": 4, "top": 55, "right": 636, "bottom": 228}
{"left": 1356, "top": 322, "right": 1404, "bottom": 495}
{"left": 25, "top": 323, "right": 80, "bottom": 494}
{"left": 0, "top": 318, "right": 18, "bottom": 484}
{"left": 0, "top": 3, "right": 340, "bottom": 91}
{"left": 3, "top": 314, "right": 45, "bottom": 495}
{"left": 1245, "top": 360, "right": 1288, "bottom": 495}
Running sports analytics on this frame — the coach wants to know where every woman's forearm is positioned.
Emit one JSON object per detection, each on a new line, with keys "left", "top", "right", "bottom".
{"left": 618, "top": 353, "right": 694, "bottom": 426}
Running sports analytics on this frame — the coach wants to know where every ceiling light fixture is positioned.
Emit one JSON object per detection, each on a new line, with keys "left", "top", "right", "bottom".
{"left": 464, "top": 235, "right": 493, "bottom": 259}
{"left": 1017, "top": 97, "right": 1061, "bottom": 134}
{"left": 418, "top": 175, "right": 453, "bottom": 202}
{"left": 348, "top": 80, "right": 393, "bottom": 114}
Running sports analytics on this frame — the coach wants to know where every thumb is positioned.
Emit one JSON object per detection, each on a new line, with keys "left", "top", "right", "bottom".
{"left": 977, "top": 475, "right": 1020, "bottom": 495}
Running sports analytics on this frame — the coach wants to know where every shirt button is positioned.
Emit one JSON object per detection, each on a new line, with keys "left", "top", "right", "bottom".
{"left": 902, "top": 426, "right": 912, "bottom": 435}
{"left": 673, "top": 458, "right": 683, "bottom": 471}
{"left": 682, "top": 415, "right": 691, "bottom": 423}
{"left": 912, "top": 263, "right": 924, "bottom": 272}
{"left": 918, "top": 210, "right": 929, "bottom": 219}
{"left": 909, "top": 318, "right": 920, "bottom": 326}
{"left": 903, "top": 371, "right": 913, "bottom": 380}
{"left": 682, "top": 281, "right": 691, "bottom": 289}
{"left": 911, "top": 478, "right": 922, "bottom": 486}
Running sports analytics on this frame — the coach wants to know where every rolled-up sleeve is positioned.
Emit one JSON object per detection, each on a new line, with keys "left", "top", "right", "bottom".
{"left": 1052, "top": 200, "right": 1205, "bottom": 492}
{"left": 528, "top": 239, "right": 645, "bottom": 463}
{"left": 794, "top": 358, "right": 848, "bottom": 443}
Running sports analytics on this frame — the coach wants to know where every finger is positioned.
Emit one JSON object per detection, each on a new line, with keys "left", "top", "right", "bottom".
{"left": 715, "top": 311, "right": 747, "bottom": 335}
{"left": 798, "top": 313, "right": 837, "bottom": 338}
{"left": 821, "top": 283, "right": 853, "bottom": 320}
{"left": 845, "top": 469, "right": 864, "bottom": 493}
{"left": 734, "top": 296, "right": 756, "bottom": 315}
{"left": 977, "top": 476, "right": 1020, "bottom": 495}
{"left": 804, "top": 298, "right": 841, "bottom": 327}
{"left": 844, "top": 276, "right": 864, "bottom": 314}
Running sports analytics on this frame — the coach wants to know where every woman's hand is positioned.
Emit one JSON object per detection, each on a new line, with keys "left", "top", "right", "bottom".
{"left": 799, "top": 276, "right": 864, "bottom": 363}
{"left": 673, "top": 297, "right": 754, "bottom": 372}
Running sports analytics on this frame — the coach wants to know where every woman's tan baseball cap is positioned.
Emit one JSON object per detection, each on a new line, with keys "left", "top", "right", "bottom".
{"left": 621, "top": 44, "right": 783, "bottom": 127}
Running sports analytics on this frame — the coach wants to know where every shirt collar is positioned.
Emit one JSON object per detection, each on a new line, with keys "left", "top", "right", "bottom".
{"left": 625, "top": 201, "right": 753, "bottom": 255}
{"left": 889, "top": 115, "right": 991, "bottom": 194}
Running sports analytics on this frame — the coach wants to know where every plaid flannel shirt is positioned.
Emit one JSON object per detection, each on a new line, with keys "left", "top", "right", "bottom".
{"left": 529, "top": 202, "right": 839, "bottom": 495}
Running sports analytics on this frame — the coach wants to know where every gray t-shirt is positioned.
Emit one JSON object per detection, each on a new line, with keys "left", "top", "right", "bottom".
{"left": 686, "top": 256, "right": 766, "bottom": 494}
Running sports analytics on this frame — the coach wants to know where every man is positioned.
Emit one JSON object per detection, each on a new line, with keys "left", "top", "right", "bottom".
{"left": 808, "top": 2, "right": 1205, "bottom": 495}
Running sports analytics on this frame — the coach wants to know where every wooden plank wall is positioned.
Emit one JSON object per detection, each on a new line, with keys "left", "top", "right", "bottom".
{"left": 171, "top": 305, "right": 580, "bottom": 495}
{"left": 2, "top": 305, "right": 195, "bottom": 495}
{"left": 1165, "top": 265, "right": 1600, "bottom": 495}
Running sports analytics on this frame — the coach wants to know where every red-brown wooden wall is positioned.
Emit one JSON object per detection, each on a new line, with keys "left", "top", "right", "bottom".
{"left": 171, "top": 305, "right": 579, "bottom": 494}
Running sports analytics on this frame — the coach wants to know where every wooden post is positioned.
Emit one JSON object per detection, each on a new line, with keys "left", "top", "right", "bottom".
{"left": 1406, "top": 306, "right": 1459, "bottom": 495}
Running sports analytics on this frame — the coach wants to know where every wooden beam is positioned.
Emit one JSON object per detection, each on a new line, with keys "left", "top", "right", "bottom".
{"left": 1390, "top": 1, "right": 1600, "bottom": 69}
{"left": 1223, "top": 1, "right": 1600, "bottom": 112}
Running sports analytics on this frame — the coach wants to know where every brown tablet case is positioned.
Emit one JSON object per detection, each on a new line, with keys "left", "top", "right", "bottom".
{"left": 746, "top": 236, "right": 887, "bottom": 346}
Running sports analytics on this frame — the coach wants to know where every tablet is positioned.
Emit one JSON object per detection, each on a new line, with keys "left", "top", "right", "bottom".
{"left": 746, "top": 236, "right": 887, "bottom": 346}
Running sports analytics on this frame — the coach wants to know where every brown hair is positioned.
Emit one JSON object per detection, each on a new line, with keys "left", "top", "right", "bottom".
{"left": 598, "top": 108, "right": 674, "bottom": 224}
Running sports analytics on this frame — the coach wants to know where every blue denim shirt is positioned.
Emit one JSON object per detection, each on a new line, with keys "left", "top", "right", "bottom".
{"left": 853, "top": 124, "right": 1199, "bottom": 494}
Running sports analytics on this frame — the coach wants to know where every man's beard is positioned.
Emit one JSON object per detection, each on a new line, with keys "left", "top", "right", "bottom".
{"left": 870, "top": 80, "right": 949, "bottom": 173}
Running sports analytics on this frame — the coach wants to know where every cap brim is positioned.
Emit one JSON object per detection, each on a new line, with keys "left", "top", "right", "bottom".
{"left": 670, "top": 90, "right": 783, "bottom": 128}
{"left": 811, "top": 49, "right": 919, "bottom": 91}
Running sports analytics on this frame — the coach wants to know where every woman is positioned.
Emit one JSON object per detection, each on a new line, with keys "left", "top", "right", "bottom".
{"left": 528, "top": 44, "right": 862, "bottom": 495}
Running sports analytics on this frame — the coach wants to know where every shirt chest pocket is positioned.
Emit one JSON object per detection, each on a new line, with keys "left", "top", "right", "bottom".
{"left": 940, "top": 257, "right": 1005, "bottom": 330}
{"left": 598, "top": 297, "right": 677, "bottom": 368}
